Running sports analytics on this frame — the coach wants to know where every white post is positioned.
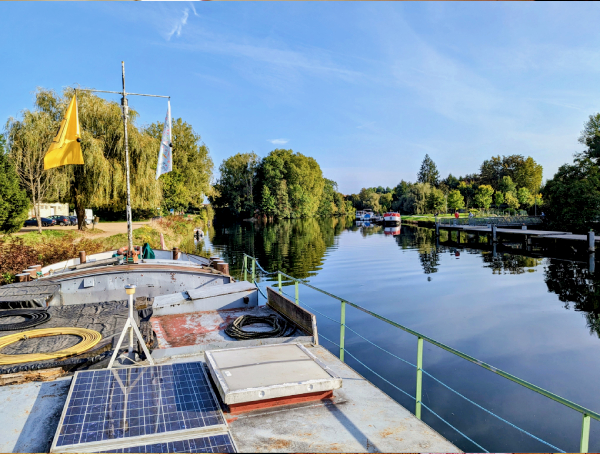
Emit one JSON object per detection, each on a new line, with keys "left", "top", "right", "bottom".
{"left": 122, "top": 61, "right": 133, "bottom": 253}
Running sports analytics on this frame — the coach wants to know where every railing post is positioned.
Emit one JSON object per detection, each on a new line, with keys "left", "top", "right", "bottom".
{"left": 278, "top": 272, "right": 282, "bottom": 293}
{"left": 251, "top": 258, "right": 256, "bottom": 283}
{"left": 580, "top": 414, "right": 591, "bottom": 453}
{"left": 416, "top": 336, "right": 423, "bottom": 419}
{"left": 295, "top": 281, "right": 299, "bottom": 305}
{"left": 243, "top": 255, "right": 248, "bottom": 282}
{"left": 339, "top": 301, "right": 346, "bottom": 362}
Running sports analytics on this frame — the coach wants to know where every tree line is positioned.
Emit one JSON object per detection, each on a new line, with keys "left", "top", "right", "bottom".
{"left": 210, "top": 149, "right": 353, "bottom": 219}
{"left": 348, "top": 153, "right": 543, "bottom": 215}
{"left": 1, "top": 88, "right": 213, "bottom": 233}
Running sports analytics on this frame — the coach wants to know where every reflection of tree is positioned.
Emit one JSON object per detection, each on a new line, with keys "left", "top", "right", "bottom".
{"left": 481, "top": 253, "right": 542, "bottom": 275}
{"left": 544, "top": 260, "right": 600, "bottom": 338}
{"left": 393, "top": 226, "right": 440, "bottom": 274}
{"left": 209, "top": 217, "right": 352, "bottom": 280}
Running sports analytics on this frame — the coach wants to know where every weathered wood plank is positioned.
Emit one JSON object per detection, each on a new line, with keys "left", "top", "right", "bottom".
{"left": 267, "top": 287, "right": 319, "bottom": 345}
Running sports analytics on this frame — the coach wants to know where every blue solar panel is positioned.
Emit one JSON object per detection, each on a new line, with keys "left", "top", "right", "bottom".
{"left": 100, "top": 433, "right": 236, "bottom": 453}
{"left": 55, "top": 362, "right": 225, "bottom": 448}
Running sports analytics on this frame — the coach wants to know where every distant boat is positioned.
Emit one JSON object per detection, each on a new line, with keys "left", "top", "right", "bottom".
{"left": 384, "top": 212, "right": 401, "bottom": 223}
{"left": 356, "top": 209, "right": 374, "bottom": 221}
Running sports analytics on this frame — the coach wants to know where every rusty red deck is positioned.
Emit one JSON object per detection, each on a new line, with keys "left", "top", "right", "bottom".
{"left": 151, "top": 306, "right": 283, "bottom": 349}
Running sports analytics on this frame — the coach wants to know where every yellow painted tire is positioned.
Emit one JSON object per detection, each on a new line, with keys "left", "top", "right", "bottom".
{"left": 0, "top": 327, "right": 102, "bottom": 365}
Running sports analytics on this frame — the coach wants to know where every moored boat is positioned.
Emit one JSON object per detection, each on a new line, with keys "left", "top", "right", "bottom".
{"left": 384, "top": 211, "right": 401, "bottom": 223}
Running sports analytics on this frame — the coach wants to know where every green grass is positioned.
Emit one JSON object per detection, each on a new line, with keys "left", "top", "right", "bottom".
{"left": 14, "top": 230, "right": 75, "bottom": 245}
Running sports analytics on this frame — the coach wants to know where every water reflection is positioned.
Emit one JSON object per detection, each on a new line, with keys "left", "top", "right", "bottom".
{"left": 544, "top": 259, "right": 600, "bottom": 337}
{"left": 208, "top": 217, "right": 352, "bottom": 279}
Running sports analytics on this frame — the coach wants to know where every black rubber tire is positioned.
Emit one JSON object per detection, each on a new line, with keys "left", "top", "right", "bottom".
{"left": 0, "top": 310, "right": 51, "bottom": 331}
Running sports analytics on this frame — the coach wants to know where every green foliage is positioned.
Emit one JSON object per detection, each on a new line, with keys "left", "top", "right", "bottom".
{"left": 544, "top": 157, "right": 600, "bottom": 232}
{"left": 5, "top": 103, "right": 62, "bottom": 232}
{"left": 517, "top": 187, "right": 534, "bottom": 208}
{"left": 260, "top": 149, "right": 324, "bottom": 218}
{"left": 417, "top": 154, "right": 439, "bottom": 186}
{"left": 447, "top": 189, "right": 465, "bottom": 211}
{"left": 426, "top": 188, "right": 445, "bottom": 213}
{"left": 474, "top": 184, "right": 494, "bottom": 209}
{"left": 0, "top": 136, "right": 29, "bottom": 233}
{"left": 504, "top": 191, "right": 520, "bottom": 210}
{"left": 317, "top": 179, "right": 349, "bottom": 217}
{"left": 442, "top": 173, "right": 460, "bottom": 190}
{"left": 579, "top": 113, "right": 600, "bottom": 160}
{"left": 211, "top": 152, "right": 260, "bottom": 217}
{"left": 457, "top": 181, "right": 475, "bottom": 209}
{"left": 261, "top": 185, "right": 276, "bottom": 217}
{"left": 479, "top": 154, "right": 542, "bottom": 193}
{"left": 379, "top": 193, "right": 393, "bottom": 212}
{"left": 498, "top": 175, "right": 517, "bottom": 195}
{"left": 494, "top": 191, "right": 505, "bottom": 205}
{"left": 146, "top": 118, "right": 213, "bottom": 211}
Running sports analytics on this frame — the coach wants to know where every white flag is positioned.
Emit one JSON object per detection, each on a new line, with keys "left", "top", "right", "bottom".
{"left": 156, "top": 100, "right": 172, "bottom": 180}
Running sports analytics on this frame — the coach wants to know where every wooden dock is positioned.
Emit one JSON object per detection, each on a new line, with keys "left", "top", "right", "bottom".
{"left": 435, "top": 223, "right": 598, "bottom": 251}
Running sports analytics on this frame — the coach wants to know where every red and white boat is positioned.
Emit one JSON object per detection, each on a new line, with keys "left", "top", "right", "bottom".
{"left": 384, "top": 212, "right": 401, "bottom": 223}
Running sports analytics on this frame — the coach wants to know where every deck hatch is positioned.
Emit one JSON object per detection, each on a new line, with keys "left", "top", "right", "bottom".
{"left": 205, "top": 343, "right": 342, "bottom": 407}
{"left": 51, "top": 362, "right": 232, "bottom": 453}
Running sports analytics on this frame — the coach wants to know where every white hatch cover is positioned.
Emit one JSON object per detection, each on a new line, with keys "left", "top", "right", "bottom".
{"left": 204, "top": 343, "right": 342, "bottom": 405}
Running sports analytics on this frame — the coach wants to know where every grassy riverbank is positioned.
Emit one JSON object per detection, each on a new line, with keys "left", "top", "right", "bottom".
{"left": 402, "top": 213, "right": 469, "bottom": 225}
{"left": 0, "top": 215, "right": 208, "bottom": 285}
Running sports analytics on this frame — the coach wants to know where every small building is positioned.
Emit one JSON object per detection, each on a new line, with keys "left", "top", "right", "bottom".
{"left": 28, "top": 202, "right": 69, "bottom": 218}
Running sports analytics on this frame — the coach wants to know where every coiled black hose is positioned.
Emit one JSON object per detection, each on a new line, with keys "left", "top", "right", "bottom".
{"left": 0, "top": 309, "right": 51, "bottom": 331}
{"left": 225, "top": 314, "right": 296, "bottom": 340}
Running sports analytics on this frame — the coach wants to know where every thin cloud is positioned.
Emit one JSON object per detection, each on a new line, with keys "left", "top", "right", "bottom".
{"left": 268, "top": 139, "right": 289, "bottom": 145}
{"left": 166, "top": 9, "right": 189, "bottom": 41}
{"left": 189, "top": 2, "right": 199, "bottom": 17}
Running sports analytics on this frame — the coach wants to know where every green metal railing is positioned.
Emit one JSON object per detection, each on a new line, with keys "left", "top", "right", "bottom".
{"left": 242, "top": 253, "right": 599, "bottom": 453}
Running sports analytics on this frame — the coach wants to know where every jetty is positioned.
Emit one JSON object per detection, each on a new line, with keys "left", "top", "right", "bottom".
{"left": 435, "top": 218, "right": 598, "bottom": 254}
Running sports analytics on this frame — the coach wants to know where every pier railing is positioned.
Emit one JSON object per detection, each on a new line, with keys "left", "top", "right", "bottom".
{"left": 242, "top": 253, "right": 599, "bottom": 453}
{"left": 439, "top": 215, "right": 543, "bottom": 227}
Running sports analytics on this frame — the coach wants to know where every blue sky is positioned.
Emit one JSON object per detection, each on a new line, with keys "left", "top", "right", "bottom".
{"left": 2, "top": 2, "right": 600, "bottom": 194}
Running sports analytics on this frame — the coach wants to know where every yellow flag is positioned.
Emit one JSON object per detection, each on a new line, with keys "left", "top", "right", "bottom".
{"left": 44, "top": 95, "right": 84, "bottom": 170}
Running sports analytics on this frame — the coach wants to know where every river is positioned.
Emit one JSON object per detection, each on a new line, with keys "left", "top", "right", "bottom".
{"left": 195, "top": 217, "right": 600, "bottom": 453}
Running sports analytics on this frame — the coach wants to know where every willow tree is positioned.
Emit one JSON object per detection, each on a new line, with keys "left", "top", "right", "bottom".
{"left": 6, "top": 108, "right": 62, "bottom": 233}
{"left": 145, "top": 118, "right": 213, "bottom": 212}
{"left": 26, "top": 88, "right": 163, "bottom": 229}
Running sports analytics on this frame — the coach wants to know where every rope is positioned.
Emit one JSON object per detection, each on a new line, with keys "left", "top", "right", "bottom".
{"left": 0, "top": 327, "right": 102, "bottom": 365}
{"left": 0, "top": 310, "right": 51, "bottom": 331}
{"left": 345, "top": 323, "right": 417, "bottom": 369}
{"left": 420, "top": 402, "right": 489, "bottom": 453}
{"left": 421, "top": 369, "right": 566, "bottom": 452}
{"left": 225, "top": 314, "right": 296, "bottom": 340}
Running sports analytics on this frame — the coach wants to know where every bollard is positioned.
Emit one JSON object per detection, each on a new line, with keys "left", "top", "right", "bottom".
{"left": 216, "top": 262, "right": 229, "bottom": 275}
{"left": 16, "top": 273, "right": 29, "bottom": 282}
{"left": 588, "top": 231, "right": 595, "bottom": 252}
{"left": 173, "top": 247, "right": 180, "bottom": 260}
{"left": 79, "top": 251, "right": 87, "bottom": 264}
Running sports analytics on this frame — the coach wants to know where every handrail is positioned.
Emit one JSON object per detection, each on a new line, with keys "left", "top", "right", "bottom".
{"left": 276, "top": 266, "right": 600, "bottom": 421}
{"left": 242, "top": 253, "right": 598, "bottom": 452}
